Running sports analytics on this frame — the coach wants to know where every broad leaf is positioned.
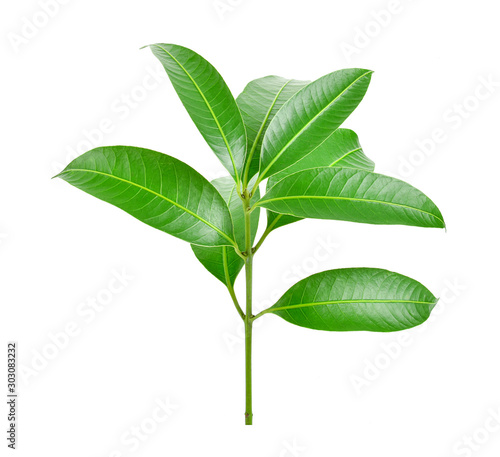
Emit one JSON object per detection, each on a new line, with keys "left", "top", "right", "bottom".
{"left": 262, "top": 268, "right": 437, "bottom": 332}
{"left": 269, "top": 128, "right": 375, "bottom": 184}
{"left": 236, "top": 76, "right": 309, "bottom": 182}
{"left": 257, "top": 167, "right": 445, "bottom": 229}
{"left": 258, "top": 68, "right": 373, "bottom": 181}
{"left": 147, "top": 43, "right": 247, "bottom": 182}
{"left": 56, "top": 146, "right": 236, "bottom": 247}
{"left": 191, "top": 177, "right": 260, "bottom": 285}
{"left": 266, "top": 128, "right": 375, "bottom": 232}
{"left": 264, "top": 212, "right": 300, "bottom": 234}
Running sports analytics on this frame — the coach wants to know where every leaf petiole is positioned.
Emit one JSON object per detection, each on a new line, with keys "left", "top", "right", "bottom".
{"left": 252, "top": 216, "right": 281, "bottom": 254}
{"left": 251, "top": 308, "right": 270, "bottom": 321}
{"left": 226, "top": 283, "right": 245, "bottom": 321}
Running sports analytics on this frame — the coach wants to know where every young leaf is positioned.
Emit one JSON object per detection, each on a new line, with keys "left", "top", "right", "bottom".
{"left": 191, "top": 177, "right": 260, "bottom": 285}
{"left": 268, "top": 128, "right": 375, "bottom": 185}
{"left": 266, "top": 128, "right": 375, "bottom": 232}
{"left": 257, "top": 68, "right": 373, "bottom": 182}
{"left": 257, "top": 167, "right": 445, "bottom": 229}
{"left": 258, "top": 268, "right": 437, "bottom": 332}
{"left": 147, "top": 43, "right": 247, "bottom": 183}
{"left": 236, "top": 76, "right": 309, "bottom": 183}
{"left": 55, "top": 146, "right": 236, "bottom": 247}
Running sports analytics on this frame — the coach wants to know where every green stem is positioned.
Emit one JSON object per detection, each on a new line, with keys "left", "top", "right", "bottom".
{"left": 243, "top": 193, "right": 253, "bottom": 425}
{"left": 244, "top": 267, "right": 253, "bottom": 425}
{"left": 252, "top": 213, "right": 282, "bottom": 254}
{"left": 251, "top": 307, "right": 268, "bottom": 321}
{"left": 222, "top": 246, "right": 245, "bottom": 320}
{"left": 227, "top": 282, "right": 245, "bottom": 321}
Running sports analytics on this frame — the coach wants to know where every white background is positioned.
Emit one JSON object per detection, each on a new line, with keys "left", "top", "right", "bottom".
{"left": 1, "top": 0, "right": 499, "bottom": 456}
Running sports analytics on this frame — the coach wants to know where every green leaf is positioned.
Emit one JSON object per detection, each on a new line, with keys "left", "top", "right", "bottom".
{"left": 55, "top": 146, "right": 236, "bottom": 247}
{"left": 266, "top": 128, "right": 375, "bottom": 232}
{"left": 147, "top": 43, "right": 247, "bottom": 182}
{"left": 260, "top": 268, "right": 437, "bottom": 332}
{"left": 257, "top": 167, "right": 445, "bottom": 229}
{"left": 264, "top": 212, "right": 300, "bottom": 233}
{"left": 258, "top": 68, "right": 373, "bottom": 182}
{"left": 191, "top": 177, "right": 260, "bottom": 285}
{"left": 236, "top": 76, "right": 309, "bottom": 182}
{"left": 269, "top": 128, "right": 375, "bottom": 184}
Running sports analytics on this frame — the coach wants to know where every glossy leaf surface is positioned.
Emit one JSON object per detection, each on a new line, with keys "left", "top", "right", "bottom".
{"left": 191, "top": 177, "right": 260, "bottom": 285}
{"left": 265, "top": 268, "right": 437, "bottom": 331}
{"left": 148, "top": 43, "right": 246, "bottom": 181}
{"left": 269, "top": 128, "right": 375, "bottom": 184}
{"left": 236, "top": 76, "right": 308, "bottom": 182}
{"left": 258, "top": 68, "right": 373, "bottom": 180}
{"left": 266, "top": 128, "right": 375, "bottom": 232}
{"left": 56, "top": 146, "right": 235, "bottom": 247}
{"left": 258, "top": 167, "right": 445, "bottom": 229}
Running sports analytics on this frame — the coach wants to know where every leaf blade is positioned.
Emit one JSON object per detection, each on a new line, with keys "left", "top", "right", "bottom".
{"left": 263, "top": 268, "right": 437, "bottom": 332}
{"left": 258, "top": 68, "right": 373, "bottom": 181}
{"left": 148, "top": 43, "right": 247, "bottom": 182}
{"left": 56, "top": 146, "right": 236, "bottom": 247}
{"left": 269, "top": 128, "right": 375, "bottom": 185}
{"left": 191, "top": 176, "right": 260, "bottom": 285}
{"left": 236, "top": 76, "right": 309, "bottom": 182}
{"left": 265, "top": 128, "right": 375, "bottom": 232}
{"left": 257, "top": 167, "right": 445, "bottom": 229}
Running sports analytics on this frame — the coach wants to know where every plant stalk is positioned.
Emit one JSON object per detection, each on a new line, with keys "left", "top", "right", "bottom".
{"left": 243, "top": 193, "right": 253, "bottom": 425}
{"left": 244, "top": 258, "right": 253, "bottom": 425}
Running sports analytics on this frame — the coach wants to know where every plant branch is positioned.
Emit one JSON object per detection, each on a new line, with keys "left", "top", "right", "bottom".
{"left": 243, "top": 191, "right": 254, "bottom": 425}
{"left": 234, "top": 245, "right": 247, "bottom": 261}
{"left": 252, "top": 214, "right": 281, "bottom": 254}
{"left": 250, "top": 176, "right": 262, "bottom": 196}
{"left": 227, "top": 283, "right": 245, "bottom": 320}
{"left": 242, "top": 139, "right": 261, "bottom": 190}
{"left": 222, "top": 246, "right": 245, "bottom": 320}
{"left": 251, "top": 307, "right": 271, "bottom": 321}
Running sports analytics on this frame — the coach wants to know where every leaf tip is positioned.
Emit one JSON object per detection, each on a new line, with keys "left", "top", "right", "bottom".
{"left": 437, "top": 215, "right": 446, "bottom": 231}
{"left": 357, "top": 69, "right": 374, "bottom": 78}
{"left": 141, "top": 43, "right": 165, "bottom": 52}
